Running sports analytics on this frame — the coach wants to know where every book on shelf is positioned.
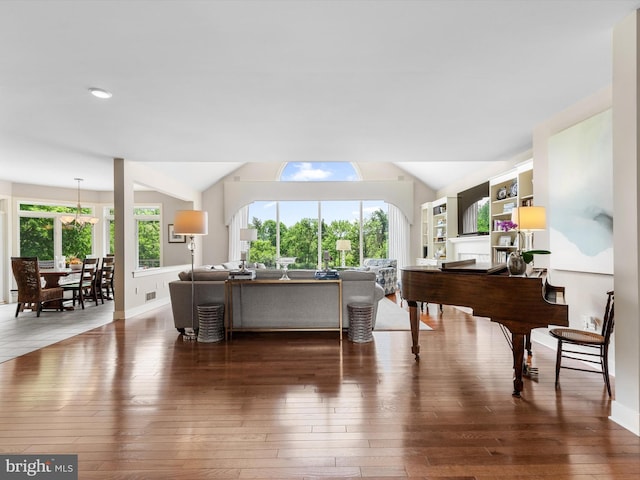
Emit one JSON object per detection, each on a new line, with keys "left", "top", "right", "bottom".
{"left": 493, "top": 250, "right": 509, "bottom": 264}
{"left": 503, "top": 202, "right": 515, "bottom": 213}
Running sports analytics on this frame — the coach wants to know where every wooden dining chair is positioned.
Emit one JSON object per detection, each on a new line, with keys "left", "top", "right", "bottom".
{"left": 98, "top": 256, "right": 115, "bottom": 302}
{"left": 62, "top": 257, "right": 99, "bottom": 309}
{"left": 549, "top": 290, "right": 615, "bottom": 397}
{"left": 11, "top": 257, "right": 64, "bottom": 317}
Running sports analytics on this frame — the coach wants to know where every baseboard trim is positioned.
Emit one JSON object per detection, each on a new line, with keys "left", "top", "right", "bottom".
{"left": 610, "top": 401, "right": 640, "bottom": 437}
{"left": 114, "top": 297, "right": 170, "bottom": 320}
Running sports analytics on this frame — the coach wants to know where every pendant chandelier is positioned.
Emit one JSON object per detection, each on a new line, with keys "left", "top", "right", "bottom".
{"left": 60, "top": 178, "right": 99, "bottom": 227}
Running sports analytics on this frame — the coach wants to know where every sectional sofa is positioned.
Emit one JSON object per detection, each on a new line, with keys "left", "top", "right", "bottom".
{"left": 169, "top": 268, "right": 385, "bottom": 334}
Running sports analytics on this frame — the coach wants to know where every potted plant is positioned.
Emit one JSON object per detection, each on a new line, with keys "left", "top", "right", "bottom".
{"left": 68, "top": 256, "right": 83, "bottom": 271}
{"left": 498, "top": 220, "right": 550, "bottom": 275}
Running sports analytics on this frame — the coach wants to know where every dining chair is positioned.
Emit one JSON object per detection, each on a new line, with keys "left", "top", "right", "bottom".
{"left": 99, "top": 256, "right": 115, "bottom": 302}
{"left": 549, "top": 290, "right": 615, "bottom": 397}
{"left": 62, "top": 257, "right": 99, "bottom": 309}
{"left": 11, "top": 257, "right": 64, "bottom": 317}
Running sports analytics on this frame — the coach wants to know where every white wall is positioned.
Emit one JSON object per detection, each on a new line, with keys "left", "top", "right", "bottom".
{"left": 532, "top": 87, "right": 614, "bottom": 351}
{"left": 611, "top": 10, "right": 640, "bottom": 436}
{"left": 113, "top": 159, "right": 203, "bottom": 320}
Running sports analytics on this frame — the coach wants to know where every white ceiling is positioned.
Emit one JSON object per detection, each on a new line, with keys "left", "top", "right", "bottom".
{"left": 1, "top": 0, "right": 639, "bottom": 192}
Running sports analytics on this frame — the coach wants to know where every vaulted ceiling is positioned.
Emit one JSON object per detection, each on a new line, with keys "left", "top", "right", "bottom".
{"left": 1, "top": 0, "right": 639, "bottom": 192}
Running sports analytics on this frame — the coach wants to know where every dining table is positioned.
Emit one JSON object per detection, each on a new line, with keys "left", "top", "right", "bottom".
{"left": 39, "top": 268, "right": 77, "bottom": 310}
{"left": 40, "top": 268, "right": 74, "bottom": 288}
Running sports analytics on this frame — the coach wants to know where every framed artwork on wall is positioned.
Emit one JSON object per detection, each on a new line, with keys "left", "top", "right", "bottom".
{"left": 168, "top": 224, "right": 186, "bottom": 243}
{"left": 548, "top": 108, "right": 613, "bottom": 274}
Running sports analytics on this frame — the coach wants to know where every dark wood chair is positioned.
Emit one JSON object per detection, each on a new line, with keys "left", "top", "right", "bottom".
{"left": 98, "top": 256, "right": 115, "bottom": 302}
{"left": 62, "top": 257, "right": 99, "bottom": 309}
{"left": 11, "top": 257, "right": 64, "bottom": 317}
{"left": 549, "top": 290, "right": 615, "bottom": 397}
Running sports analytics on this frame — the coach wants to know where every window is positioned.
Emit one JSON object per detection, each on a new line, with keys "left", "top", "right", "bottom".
{"left": 105, "top": 206, "right": 161, "bottom": 269}
{"left": 320, "top": 201, "right": 360, "bottom": 267}
{"left": 245, "top": 163, "right": 388, "bottom": 268}
{"left": 136, "top": 207, "right": 161, "bottom": 269}
{"left": 362, "top": 201, "right": 388, "bottom": 259}
{"left": 18, "top": 203, "right": 94, "bottom": 262}
{"left": 244, "top": 201, "right": 277, "bottom": 267}
{"left": 280, "top": 162, "right": 360, "bottom": 182}
{"left": 279, "top": 201, "right": 318, "bottom": 268}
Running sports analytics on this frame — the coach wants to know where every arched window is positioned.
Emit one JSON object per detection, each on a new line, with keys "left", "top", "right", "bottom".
{"left": 280, "top": 162, "right": 361, "bottom": 182}
{"left": 244, "top": 163, "right": 388, "bottom": 269}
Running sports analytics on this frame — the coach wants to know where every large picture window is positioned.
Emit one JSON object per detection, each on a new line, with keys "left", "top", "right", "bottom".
{"left": 247, "top": 200, "right": 388, "bottom": 268}
{"left": 18, "top": 203, "right": 94, "bottom": 262}
{"left": 245, "top": 163, "right": 388, "bottom": 269}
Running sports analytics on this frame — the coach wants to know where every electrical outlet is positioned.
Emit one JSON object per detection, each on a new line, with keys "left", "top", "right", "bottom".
{"left": 588, "top": 316, "right": 598, "bottom": 331}
{"left": 581, "top": 314, "right": 590, "bottom": 330}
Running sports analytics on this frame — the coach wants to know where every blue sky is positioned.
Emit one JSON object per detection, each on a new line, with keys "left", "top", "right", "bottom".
{"left": 280, "top": 162, "right": 360, "bottom": 182}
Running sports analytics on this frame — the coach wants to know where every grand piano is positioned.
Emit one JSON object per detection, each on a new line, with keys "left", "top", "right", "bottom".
{"left": 401, "top": 260, "right": 568, "bottom": 396}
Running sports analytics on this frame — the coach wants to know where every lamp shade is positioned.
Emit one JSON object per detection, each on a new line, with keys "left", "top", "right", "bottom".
{"left": 336, "top": 239, "right": 351, "bottom": 251}
{"left": 240, "top": 228, "right": 258, "bottom": 241}
{"left": 174, "top": 210, "right": 208, "bottom": 235}
{"left": 511, "top": 206, "right": 546, "bottom": 231}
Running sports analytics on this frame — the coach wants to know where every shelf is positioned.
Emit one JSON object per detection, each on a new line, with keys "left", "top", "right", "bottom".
{"left": 492, "top": 197, "right": 518, "bottom": 204}
{"left": 421, "top": 196, "right": 458, "bottom": 261}
{"left": 489, "top": 161, "right": 534, "bottom": 246}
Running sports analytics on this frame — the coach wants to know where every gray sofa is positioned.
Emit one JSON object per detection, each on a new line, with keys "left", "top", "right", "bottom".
{"left": 169, "top": 268, "right": 385, "bottom": 333}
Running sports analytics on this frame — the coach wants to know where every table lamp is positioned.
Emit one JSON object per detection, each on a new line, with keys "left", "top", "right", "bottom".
{"left": 511, "top": 206, "right": 546, "bottom": 251}
{"left": 239, "top": 228, "right": 258, "bottom": 271}
{"left": 173, "top": 210, "right": 209, "bottom": 341}
{"left": 336, "top": 239, "right": 351, "bottom": 268}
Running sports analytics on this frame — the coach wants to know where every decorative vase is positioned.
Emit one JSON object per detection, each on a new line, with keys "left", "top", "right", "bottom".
{"left": 507, "top": 251, "right": 527, "bottom": 276}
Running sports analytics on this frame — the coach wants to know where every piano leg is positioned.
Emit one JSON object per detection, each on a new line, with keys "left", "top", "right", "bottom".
{"left": 512, "top": 332, "right": 525, "bottom": 397}
{"left": 408, "top": 300, "right": 420, "bottom": 360}
{"left": 522, "top": 333, "right": 538, "bottom": 378}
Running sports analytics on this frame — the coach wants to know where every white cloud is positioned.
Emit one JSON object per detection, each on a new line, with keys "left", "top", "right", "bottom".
{"left": 363, "top": 206, "right": 383, "bottom": 216}
{"left": 287, "top": 162, "right": 332, "bottom": 181}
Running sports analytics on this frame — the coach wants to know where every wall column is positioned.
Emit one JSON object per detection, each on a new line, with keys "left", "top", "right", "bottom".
{"left": 113, "top": 158, "right": 135, "bottom": 320}
{"left": 611, "top": 9, "right": 640, "bottom": 436}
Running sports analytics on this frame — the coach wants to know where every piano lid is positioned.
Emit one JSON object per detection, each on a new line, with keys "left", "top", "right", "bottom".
{"left": 405, "top": 258, "right": 508, "bottom": 274}
{"left": 440, "top": 259, "right": 507, "bottom": 274}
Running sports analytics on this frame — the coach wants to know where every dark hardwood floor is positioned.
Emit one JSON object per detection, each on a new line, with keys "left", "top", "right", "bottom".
{"left": 0, "top": 295, "right": 638, "bottom": 479}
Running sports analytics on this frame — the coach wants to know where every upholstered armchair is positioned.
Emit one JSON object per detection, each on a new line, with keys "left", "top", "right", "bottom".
{"left": 362, "top": 258, "right": 398, "bottom": 295}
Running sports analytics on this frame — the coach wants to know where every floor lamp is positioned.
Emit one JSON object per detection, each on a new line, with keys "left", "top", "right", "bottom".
{"left": 336, "top": 239, "right": 351, "bottom": 268}
{"left": 173, "top": 210, "right": 208, "bottom": 341}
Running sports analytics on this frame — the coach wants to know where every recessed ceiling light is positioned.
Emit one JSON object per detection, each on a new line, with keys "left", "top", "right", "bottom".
{"left": 89, "top": 87, "right": 112, "bottom": 99}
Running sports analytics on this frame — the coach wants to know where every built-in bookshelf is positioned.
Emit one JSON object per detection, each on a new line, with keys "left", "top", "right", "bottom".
{"left": 489, "top": 161, "right": 533, "bottom": 263}
{"left": 420, "top": 196, "right": 458, "bottom": 261}
{"left": 420, "top": 201, "right": 430, "bottom": 258}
